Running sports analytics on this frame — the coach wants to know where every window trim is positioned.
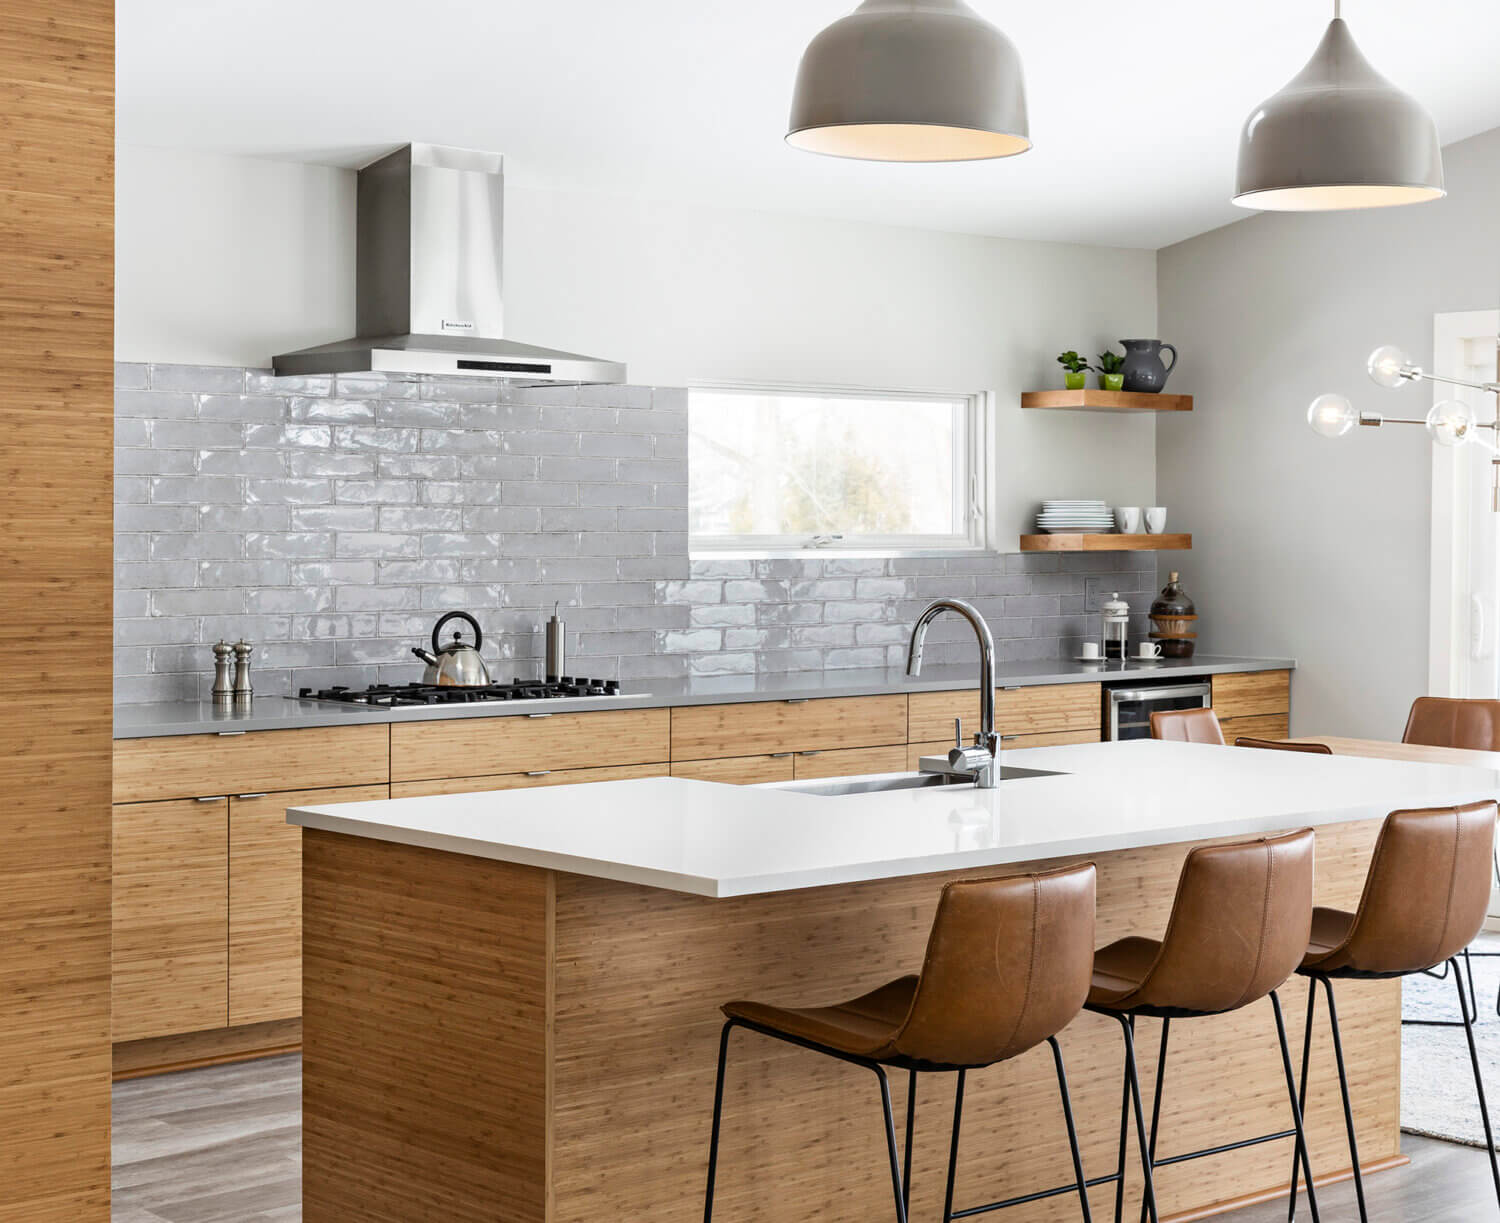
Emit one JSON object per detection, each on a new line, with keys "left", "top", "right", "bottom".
{"left": 687, "top": 381, "right": 991, "bottom": 557}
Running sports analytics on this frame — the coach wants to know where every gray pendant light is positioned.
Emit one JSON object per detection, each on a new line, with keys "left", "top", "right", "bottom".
{"left": 786, "top": 0, "right": 1029, "bottom": 163}
{"left": 1234, "top": 2, "right": 1444, "bottom": 211}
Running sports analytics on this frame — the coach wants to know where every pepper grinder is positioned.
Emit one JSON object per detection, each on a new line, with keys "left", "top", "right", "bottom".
{"left": 545, "top": 603, "right": 566, "bottom": 682}
{"left": 232, "top": 639, "right": 254, "bottom": 705}
{"left": 211, "top": 640, "right": 235, "bottom": 706}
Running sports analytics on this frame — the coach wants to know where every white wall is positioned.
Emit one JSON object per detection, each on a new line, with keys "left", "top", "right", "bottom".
{"left": 1157, "top": 126, "right": 1500, "bottom": 738}
{"left": 116, "top": 144, "right": 1160, "bottom": 540}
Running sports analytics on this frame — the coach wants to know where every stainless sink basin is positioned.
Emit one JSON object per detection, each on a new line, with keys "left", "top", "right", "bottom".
{"left": 771, "top": 766, "right": 1064, "bottom": 797}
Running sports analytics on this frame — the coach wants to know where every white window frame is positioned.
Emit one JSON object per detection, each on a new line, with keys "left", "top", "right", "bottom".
{"left": 1428, "top": 309, "right": 1500, "bottom": 697}
{"left": 687, "top": 382, "right": 992, "bottom": 557}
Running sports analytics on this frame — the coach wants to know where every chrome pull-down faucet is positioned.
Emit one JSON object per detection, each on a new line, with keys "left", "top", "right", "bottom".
{"left": 906, "top": 598, "right": 999, "bottom": 788}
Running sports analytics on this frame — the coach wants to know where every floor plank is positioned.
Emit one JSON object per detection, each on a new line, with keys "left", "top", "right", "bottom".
{"left": 111, "top": 1052, "right": 1496, "bottom": 1221}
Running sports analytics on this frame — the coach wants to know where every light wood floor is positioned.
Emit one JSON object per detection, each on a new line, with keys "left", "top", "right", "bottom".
{"left": 111, "top": 1053, "right": 1493, "bottom": 1221}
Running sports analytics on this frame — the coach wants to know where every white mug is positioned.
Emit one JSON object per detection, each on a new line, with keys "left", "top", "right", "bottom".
{"left": 1144, "top": 506, "right": 1167, "bottom": 534}
{"left": 1079, "top": 641, "right": 1101, "bottom": 660}
{"left": 1115, "top": 506, "right": 1142, "bottom": 534}
{"left": 1135, "top": 641, "right": 1162, "bottom": 659}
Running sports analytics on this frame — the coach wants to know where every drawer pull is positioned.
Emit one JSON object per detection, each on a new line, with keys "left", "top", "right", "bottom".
{"left": 784, "top": 698, "right": 810, "bottom": 705}
{"left": 768, "top": 753, "right": 793, "bottom": 759}
{"left": 799, "top": 750, "right": 822, "bottom": 756}
{"left": 999, "top": 686, "right": 1020, "bottom": 692}
{"left": 526, "top": 713, "right": 554, "bottom": 719}
{"left": 1000, "top": 735, "right": 1020, "bottom": 743}
{"left": 525, "top": 771, "right": 552, "bottom": 777}
{"left": 194, "top": 795, "right": 227, "bottom": 803}
{"left": 235, "top": 792, "right": 268, "bottom": 799}
{"left": 216, "top": 731, "right": 246, "bottom": 737}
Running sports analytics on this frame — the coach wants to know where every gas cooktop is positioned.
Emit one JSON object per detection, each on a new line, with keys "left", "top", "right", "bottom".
{"left": 299, "top": 678, "right": 624, "bottom": 707}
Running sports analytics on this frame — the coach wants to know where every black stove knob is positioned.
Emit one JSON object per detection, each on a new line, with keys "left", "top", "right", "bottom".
{"left": 605, "top": 680, "right": 621, "bottom": 694}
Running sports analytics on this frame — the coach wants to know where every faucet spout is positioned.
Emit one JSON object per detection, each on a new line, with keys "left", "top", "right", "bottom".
{"left": 906, "top": 598, "right": 998, "bottom": 786}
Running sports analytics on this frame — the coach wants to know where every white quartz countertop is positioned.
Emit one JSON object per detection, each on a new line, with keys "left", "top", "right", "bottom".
{"left": 287, "top": 739, "right": 1500, "bottom": 898}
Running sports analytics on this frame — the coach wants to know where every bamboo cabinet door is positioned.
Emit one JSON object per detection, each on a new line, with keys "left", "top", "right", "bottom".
{"left": 229, "top": 785, "right": 388, "bottom": 1026}
{"left": 112, "top": 798, "right": 229, "bottom": 1042}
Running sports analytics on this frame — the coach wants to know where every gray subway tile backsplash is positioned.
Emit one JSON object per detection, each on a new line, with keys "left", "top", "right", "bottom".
{"left": 113, "top": 362, "right": 1157, "bottom": 701}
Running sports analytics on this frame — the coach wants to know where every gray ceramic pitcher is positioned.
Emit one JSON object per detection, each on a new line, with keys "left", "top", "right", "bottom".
{"left": 1119, "top": 339, "right": 1178, "bottom": 393}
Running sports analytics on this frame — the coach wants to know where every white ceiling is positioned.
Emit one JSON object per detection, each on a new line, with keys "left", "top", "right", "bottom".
{"left": 119, "top": 0, "right": 1500, "bottom": 250}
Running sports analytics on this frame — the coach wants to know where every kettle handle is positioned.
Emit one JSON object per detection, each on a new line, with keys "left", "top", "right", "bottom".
{"left": 432, "top": 610, "right": 483, "bottom": 653}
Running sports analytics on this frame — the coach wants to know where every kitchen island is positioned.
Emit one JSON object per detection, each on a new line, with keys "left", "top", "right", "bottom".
{"left": 290, "top": 739, "right": 1497, "bottom": 1222}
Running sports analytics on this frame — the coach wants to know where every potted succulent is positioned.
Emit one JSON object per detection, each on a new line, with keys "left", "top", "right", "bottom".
{"left": 1095, "top": 349, "right": 1126, "bottom": 391}
{"left": 1057, "top": 350, "right": 1089, "bottom": 391}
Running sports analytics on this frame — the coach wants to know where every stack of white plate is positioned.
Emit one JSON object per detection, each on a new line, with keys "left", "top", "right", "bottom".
{"left": 1035, "top": 500, "right": 1114, "bottom": 534}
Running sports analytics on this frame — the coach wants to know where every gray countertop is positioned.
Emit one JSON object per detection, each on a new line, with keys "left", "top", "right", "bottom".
{"left": 113, "top": 654, "right": 1295, "bottom": 738}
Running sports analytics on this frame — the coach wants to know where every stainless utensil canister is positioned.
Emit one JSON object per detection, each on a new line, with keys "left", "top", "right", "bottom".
{"left": 545, "top": 603, "right": 566, "bottom": 680}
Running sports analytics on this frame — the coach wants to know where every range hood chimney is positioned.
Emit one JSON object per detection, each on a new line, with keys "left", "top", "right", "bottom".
{"left": 272, "top": 144, "right": 625, "bottom": 385}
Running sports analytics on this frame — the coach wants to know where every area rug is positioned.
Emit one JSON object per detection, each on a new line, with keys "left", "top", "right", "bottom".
{"left": 1401, "top": 932, "right": 1500, "bottom": 1148}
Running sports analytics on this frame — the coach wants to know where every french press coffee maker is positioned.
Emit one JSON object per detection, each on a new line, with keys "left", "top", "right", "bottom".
{"left": 1101, "top": 592, "right": 1131, "bottom": 660}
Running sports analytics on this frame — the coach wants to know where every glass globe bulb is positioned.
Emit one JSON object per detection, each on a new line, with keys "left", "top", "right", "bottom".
{"left": 1426, "top": 399, "right": 1475, "bottom": 447}
{"left": 1306, "top": 393, "right": 1357, "bottom": 438}
{"left": 1367, "top": 345, "right": 1414, "bottom": 389}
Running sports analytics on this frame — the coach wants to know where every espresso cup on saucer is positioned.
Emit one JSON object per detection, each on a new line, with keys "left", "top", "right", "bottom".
{"left": 1134, "top": 641, "right": 1162, "bottom": 660}
{"left": 1144, "top": 506, "right": 1167, "bottom": 534}
{"left": 1115, "top": 506, "right": 1142, "bottom": 534}
{"left": 1078, "top": 641, "right": 1101, "bottom": 661}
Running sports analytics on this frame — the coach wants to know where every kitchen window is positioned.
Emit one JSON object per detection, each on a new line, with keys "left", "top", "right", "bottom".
{"left": 688, "top": 386, "right": 986, "bottom": 553}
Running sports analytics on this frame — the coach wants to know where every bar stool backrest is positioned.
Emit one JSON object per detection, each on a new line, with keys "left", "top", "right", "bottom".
{"left": 891, "top": 863, "right": 1096, "bottom": 1069}
{"left": 1150, "top": 708, "right": 1226, "bottom": 744}
{"left": 1234, "top": 737, "right": 1332, "bottom": 754}
{"left": 1125, "top": 828, "right": 1315, "bottom": 1016}
{"left": 1403, "top": 697, "right": 1500, "bottom": 751}
{"left": 1323, "top": 802, "right": 1498, "bottom": 978}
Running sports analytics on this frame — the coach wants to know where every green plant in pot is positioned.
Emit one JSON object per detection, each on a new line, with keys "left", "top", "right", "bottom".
{"left": 1095, "top": 349, "right": 1126, "bottom": 391}
{"left": 1057, "top": 350, "right": 1089, "bottom": 391}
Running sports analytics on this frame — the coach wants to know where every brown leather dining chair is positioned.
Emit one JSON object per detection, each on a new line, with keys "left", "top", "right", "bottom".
{"left": 1149, "top": 707, "right": 1226, "bottom": 744}
{"left": 1086, "top": 829, "right": 1321, "bottom": 1223}
{"left": 1288, "top": 801, "right": 1500, "bottom": 1221}
{"left": 703, "top": 864, "right": 1098, "bottom": 1223}
{"left": 1234, "top": 737, "right": 1332, "bottom": 754}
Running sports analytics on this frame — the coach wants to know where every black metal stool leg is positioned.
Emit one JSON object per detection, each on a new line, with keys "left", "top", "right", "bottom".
{"left": 1048, "top": 1036, "right": 1094, "bottom": 1223}
{"left": 874, "top": 1065, "right": 910, "bottom": 1223}
{"left": 1270, "top": 990, "right": 1321, "bottom": 1223}
{"left": 1138, "top": 1019, "right": 1170, "bottom": 1223}
{"left": 1112, "top": 1020, "right": 1132, "bottom": 1223}
{"left": 903, "top": 1069, "right": 917, "bottom": 1218}
{"left": 1287, "top": 979, "right": 1317, "bottom": 1221}
{"left": 943, "top": 1068, "right": 967, "bottom": 1223}
{"left": 1318, "top": 977, "right": 1368, "bottom": 1222}
{"left": 703, "top": 1020, "right": 735, "bottom": 1223}
{"left": 1115, "top": 1014, "right": 1160, "bottom": 1223}
{"left": 1454, "top": 956, "right": 1500, "bottom": 1209}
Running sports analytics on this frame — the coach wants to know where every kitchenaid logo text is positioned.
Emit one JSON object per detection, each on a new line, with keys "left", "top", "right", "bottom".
{"left": 441, "top": 319, "right": 475, "bottom": 332}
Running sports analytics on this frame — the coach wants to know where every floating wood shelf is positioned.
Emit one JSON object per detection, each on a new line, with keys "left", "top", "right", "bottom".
{"left": 1020, "top": 533, "right": 1192, "bottom": 552}
{"left": 1021, "top": 390, "right": 1193, "bottom": 413}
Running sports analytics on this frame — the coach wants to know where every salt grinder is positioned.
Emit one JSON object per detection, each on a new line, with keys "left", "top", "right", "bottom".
{"left": 232, "top": 639, "right": 254, "bottom": 705}
{"left": 211, "top": 640, "right": 235, "bottom": 706}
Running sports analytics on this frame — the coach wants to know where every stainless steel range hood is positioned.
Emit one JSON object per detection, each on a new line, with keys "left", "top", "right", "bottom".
{"left": 272, "top": 144, "right": 625, "bottom": 385}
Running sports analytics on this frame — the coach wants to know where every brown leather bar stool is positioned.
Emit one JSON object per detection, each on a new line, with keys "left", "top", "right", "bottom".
{"left": 1288, "top": 801, "right": 1500, "bottom": 1221}
{"left": 1235, "top": 738, "right": 1332, "bottom": 754}
{"left": 703, "top": 864, "right": 1098, "bottom": 1223}
{"left": 1150, "top": 708, "right": 1226, "bottom": 744}
{"left": 1402, "top": 698, "right": 1500, "bottom": 1029}
{"left": 1087, "top": 829, "right": 1321, "bottom": 1223}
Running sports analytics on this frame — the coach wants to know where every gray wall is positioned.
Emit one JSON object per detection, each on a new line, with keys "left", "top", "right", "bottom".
{"left": 114, "top": 363, "right": 1154, "bottom": 702}
{"left": 1156, "top": 126, "right": 1500, "bottom": 738}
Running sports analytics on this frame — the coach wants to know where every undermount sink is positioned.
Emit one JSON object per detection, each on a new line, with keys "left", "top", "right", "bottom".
{"left": 771, "top": 766, "right": 1065, "bottom": 797}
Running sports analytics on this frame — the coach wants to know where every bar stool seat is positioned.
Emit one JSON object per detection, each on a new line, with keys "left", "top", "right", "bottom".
{"left": 1304, "top": 909, "right": 1355, "bottom": 961}
{"left": 722, "top": 976, "right": 919, "bottom": 1062}
{"left": 1088, "top": 938, "right": 1163, "bottom": 1004}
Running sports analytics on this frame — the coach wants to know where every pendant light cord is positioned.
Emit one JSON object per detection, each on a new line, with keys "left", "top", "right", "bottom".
{"left": 1334, "top": 0, "right": 1341, "bottom": 18}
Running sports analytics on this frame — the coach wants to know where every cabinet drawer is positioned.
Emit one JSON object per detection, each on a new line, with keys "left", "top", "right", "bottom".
{"left": 908, "top": 684, "right": 1100, "bottom": 742}
{"left": 391, "top": 708, "right": 669, "bottom": 783}
{"left": 391, "top": 762, "right": 668, "bottom": 799}
{"left": 1212, "top": 671, "right": 1291, "bottom": 719}
{"left": 670, "top": 756, "right": 794, "bottom": 786}
{"left": 113, "top": 798, "right": 228, "bottom": 1041}
{"left": 229, "top": 784, "right": 388, "bottom": 1027}
{"left": 907, "top": 728, "right": 1099, "bottom": 769}
{"left": 113, "top": 724, "right": 390, "bottom": 803}
{"left": 792, "top": 745, "right": 908, "bottom": 780}
{"left": 1221, "top": 714, "right": 1291, "bottom": 743}
{"left": 670, "top": 695, "right": 907, "bottom": 760}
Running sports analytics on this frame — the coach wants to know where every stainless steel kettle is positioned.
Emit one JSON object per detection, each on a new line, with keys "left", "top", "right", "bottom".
{"left": 412, "top": 611, "right": 492, "bottom": 687}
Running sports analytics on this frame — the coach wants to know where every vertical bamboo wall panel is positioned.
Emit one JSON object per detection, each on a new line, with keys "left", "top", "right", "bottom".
{"left": 0, "top": 2, "right": 114, "bottom": 1218}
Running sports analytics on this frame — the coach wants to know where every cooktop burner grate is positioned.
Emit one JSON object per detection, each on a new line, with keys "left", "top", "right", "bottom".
{"left": 299, "top": 678, "right": 623, "bottom": 707}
